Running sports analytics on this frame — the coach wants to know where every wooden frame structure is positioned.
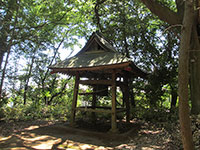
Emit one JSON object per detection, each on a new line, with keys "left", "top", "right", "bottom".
{"left": 69, "top": 71, "right": 131, "bottom": 132}
{"left": 49, "top": 32, "right": 147, "bottom": 132}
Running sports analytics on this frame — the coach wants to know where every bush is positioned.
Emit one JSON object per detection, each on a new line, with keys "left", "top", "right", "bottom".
{"left": 2, "top": 102, "right": 71, "bottom": 122}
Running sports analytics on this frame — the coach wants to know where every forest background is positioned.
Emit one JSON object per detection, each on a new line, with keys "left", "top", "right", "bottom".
{"left": 0, "top": 0, "right": 200, "bottom": 149}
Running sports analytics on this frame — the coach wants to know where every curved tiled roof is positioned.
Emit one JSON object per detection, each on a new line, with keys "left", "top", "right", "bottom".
{"left": 49, "top": 32, "right": 147, "bottom": 78}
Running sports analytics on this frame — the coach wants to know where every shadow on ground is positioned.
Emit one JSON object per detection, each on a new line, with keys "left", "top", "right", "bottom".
{"left": 0, "top": 120, "right": 173, "bottom": 150}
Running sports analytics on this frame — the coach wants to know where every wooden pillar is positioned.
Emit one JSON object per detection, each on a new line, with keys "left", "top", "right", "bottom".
{"left": 70, "top": 73, "right": 80, "bottom": 126}
{"left": 120, "top": 85, "right": 125, "bottom": 107}
{"left": 111, "top": 71, "right": 118, "bottom": 132}
{"left": 92, "top": 86, "right": 97, "bottom": 124}
{"left": 124, "top": 76, "right": 130, "bottom": 123}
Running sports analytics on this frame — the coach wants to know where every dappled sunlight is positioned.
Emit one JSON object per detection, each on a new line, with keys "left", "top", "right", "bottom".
{"left": 0, "top": 134, "right": 24, "bottom": 148}
{"left": 16, "top": 133, "right": 52, "bottom": 142}
{"left": 0, "top": 133, "right": 113, "bottom": 150}
{"left": 58, "top": 139, "right": 113, "bottom": 150}
{"left": 0, "top": 135, "right": 12, "bottom": 141}
{"left": 9, "top": 147, "right": 27, "bottom": 150}
{"left": 14, "top": 133, "right": 62, "bottom": 149}
{"left": 24, "top": 125, "right": 40, "bottom": 131}
{"left": 0, "top": 131, "right": 169, "bottom": 150}
{"left": 116, "top": 143, "right": 163, "bottom": 150}
{"left": 0, "top": 121, "right": 176, "bottom": 150}
{"left": 116, "top": 144, "right": 137, "bottom": 149}
{"left": 141, "top": 145, "right": 162, "bottom": 150}
{"left": 141, "top": 130, "right": 162, "bottom": 134}
{"left": 27, "top": 138, "right": 62, "bottom": 149}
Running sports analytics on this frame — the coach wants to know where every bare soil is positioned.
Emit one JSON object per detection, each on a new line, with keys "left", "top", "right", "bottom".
{"left": 0, "top": 119, "right": 181, "bottom": 150}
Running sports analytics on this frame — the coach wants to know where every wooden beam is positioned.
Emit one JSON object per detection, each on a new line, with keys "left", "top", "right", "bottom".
{"left": 79, "top": 79, "right": 124, "bottom": 86}
{"left": 70, "top": 73, "right": 80, "bottom": 126}
{"left": 110, "top": 71, "right": 118, "bottom": 133}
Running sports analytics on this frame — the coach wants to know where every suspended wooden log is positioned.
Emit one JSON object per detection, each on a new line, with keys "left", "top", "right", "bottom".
{"left": 79, "top": 79, "right": 124, "bottom": 86}
{"left": 93, "top": 84, "right": 108, "bottom": 96}
{"left": 76, "top": 106, "right": 126, "bottom": 113}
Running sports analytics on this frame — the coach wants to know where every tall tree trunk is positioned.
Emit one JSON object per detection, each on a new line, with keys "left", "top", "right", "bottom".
{"left": 170, "top": 89, "right": 177, "bottom": 109}
{"left": 189, "top": 0, "right": 200, "bottom": 114}
{"left": 178, "top": 1, "right": 194, "bottom": 149}
{"left": 0, "top": 48, "right": 11, "bottom": 97}
{"left": 0, "top": 0, "right": 17, "bottom": 69}
{"left": 0, "top": 51, "right": 5, "bottom": 70}
{"left": 0, "top": 25, "right": 16, "bottom": 97}
{"left": 0, "top": 0, "right": 18, "bottom": 96}
{"left": 140, "top": 0, "right": 195, "bottom": 148}
{"left": 24, "top": 55, "right": 35, "bottom": 105}
{"left": 189, "top": 30, "right": 200, "bottom": 115}
{"left": 41, "top": 39, "right": 64, "bottom": 105}
{"left": 129, "top": 83, "right": 136, "bottom": 107}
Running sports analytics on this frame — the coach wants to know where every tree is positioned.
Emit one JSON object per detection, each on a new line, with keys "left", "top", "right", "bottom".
{"left": 140, "top": 0, "right": 200, "bottom": 114}
{"left": 91, "top": 0, "right": 179, "bottom": 108}
{"left": 140, "top": 0, "right": 196, "bottom": 149}
{"left": 0, "top": 0, "right": 94, "bottom": 98}
{"left": 178, "top": 1, "right": 194, "bottom": 149}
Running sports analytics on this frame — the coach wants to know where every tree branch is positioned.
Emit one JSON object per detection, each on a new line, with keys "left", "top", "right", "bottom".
{"left": 48, "top": 78, "right": 71, "bottom": 105}
{"left": 94, "top": 0, "right": 107, "bottom": 31}
{"left": 140, "top": 0, "right": 182, "bottom": 25}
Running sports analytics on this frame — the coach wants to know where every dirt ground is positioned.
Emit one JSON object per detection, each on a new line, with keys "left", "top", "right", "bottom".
{"left": 0, "top": 119, "right": 180, "bottom": 150}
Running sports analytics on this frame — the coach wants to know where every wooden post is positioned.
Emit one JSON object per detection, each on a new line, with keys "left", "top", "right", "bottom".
{"left": 92, "top": 86, "right": 97, "bottom": 124}
{"left": 124, "top": 76, "right": 130, "bottom": 123}
{"left": 70, "top": 73, "right": 80, "bottom": 126}
{"left": 120, "top": 85, "right": 125, "bottom": 107}
{"left": 110, "top": 71, "right": 118, "bottom": 132}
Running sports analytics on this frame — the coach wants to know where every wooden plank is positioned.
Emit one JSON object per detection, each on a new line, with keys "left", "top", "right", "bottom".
{"left": 111, "top": 71, "right": 118, "bottom": 133}
{"left": 70, "top": 73, "right": 80, "bottom": 126}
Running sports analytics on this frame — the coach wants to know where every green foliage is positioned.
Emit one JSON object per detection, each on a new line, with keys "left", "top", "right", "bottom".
{"left": 131, "top": 106, "right": 179, "bottom": 124}
{"left": 0, "top": 0, "right": 181, "bottom": 124}
{"left": 89, "top": 0, "right": 179, "bottom": 109}
{"left": 2, "top": 100, "right": 71, "bottom": 122}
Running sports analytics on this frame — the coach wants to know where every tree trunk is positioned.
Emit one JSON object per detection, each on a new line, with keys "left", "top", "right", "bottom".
{"left": 178, "top": 1, "right": 194, "bottom": 149}
{"left": 0, "top": 50, "right": 5, "bottom": 70}
{"left": 41, "top": 38, "right": 64, "bottom": 105}
{"left": 47, "top": 79, "right": 68, "bottom": 105}
{"left": 170, "top": 89, "right": 177, "bottom": 109}
{"left": 190, "top": 58, "right": 200, "bottom": 114}
{"left": 0, "top": 1, "right": 18, "bottom": 95}
{"left": 189, "top": 25, "right": 200, "bottom": 114}
{"left": 130, "top": 83, "right": 136, "bottom": 107}
{"left": 24, "top": 56, "right": 35, "bottom": 105}
{"left": 0, "top": 49, "right": 11, "bottom": 97}
{"left": 140, "top": 0, "right": 195, "bottom": 148}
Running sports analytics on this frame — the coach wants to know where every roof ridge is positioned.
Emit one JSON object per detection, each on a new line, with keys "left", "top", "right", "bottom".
{"left": 76, "top": 32, "right": 116, "bottom": 55}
